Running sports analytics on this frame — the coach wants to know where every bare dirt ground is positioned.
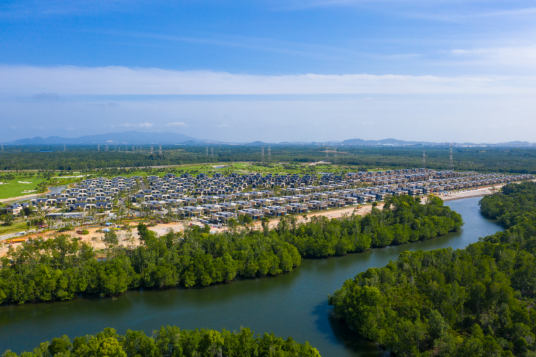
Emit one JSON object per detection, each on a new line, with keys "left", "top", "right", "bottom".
{"left": 0, "top": 204, "right": 378, "bottom": 257}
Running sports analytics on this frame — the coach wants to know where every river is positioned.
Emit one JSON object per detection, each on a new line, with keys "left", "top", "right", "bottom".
{"left": 0, "top": 197, "right": 503, "bottom": 356}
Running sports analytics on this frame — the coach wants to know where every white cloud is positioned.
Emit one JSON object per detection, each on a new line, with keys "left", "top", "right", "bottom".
{"left": 450, "top": 45, "right": 536, "bottom": 67}
{"left": 166, "top": 121, "right": 188, "bottom": 127}
{"left": 1, "top": 65, "right": 536, "bottom": 96}
{"left": 119, "top": 122, "right": 153, "bottom": 128}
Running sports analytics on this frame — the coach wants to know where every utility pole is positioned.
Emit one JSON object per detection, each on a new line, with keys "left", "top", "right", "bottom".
{"left": 262, "top": 147, "right": 265, "bottom": 162}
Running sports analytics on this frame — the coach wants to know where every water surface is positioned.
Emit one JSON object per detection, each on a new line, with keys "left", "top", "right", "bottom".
{"left": 0, "top": 197, "right": 502, "bottom": 356}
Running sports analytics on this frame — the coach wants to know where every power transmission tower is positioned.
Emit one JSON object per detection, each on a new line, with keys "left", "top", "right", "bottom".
{"left": 206, "top": 147, "right": 208, "bottom": 156}
{"left": 334, "top": 147, "right": 337, "bottom": 160}
{"left": 268, "top": 147, "right": 271, "bottom": 161}
{"left": 150, "top": 146, "right": 154, "bottom": 154}
{"left": 326, "top": 147, "right": 328, "bottom": 160}
{"left": 98, "top": 145, "right": 100, "bottom": 152}
{"left": 262, "top": 147, "right": 265, "bottom": 162}
{"left": 159, "top": 145, "right": 162, "bottom": 155}
{"left": 449, "top": 144, "right": 453, "bottom": 171}
{"left": 1, "top": 144, "right": 4, "bottom": 153}
{"left": 423, "top": 150, "right": 426, "bottom": 169}
{"left": 105, "top": 145, "right": 109, "bottom": 152}
{"left": 211, "top": 147, "right": 214, "bottom": 159}
{"left": 64, "top": 143, "right": 66, "bottom": 152}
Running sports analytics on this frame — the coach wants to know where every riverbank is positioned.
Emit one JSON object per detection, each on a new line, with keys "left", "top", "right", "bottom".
{"left": 0, "top": 197, "right": 501, "bottom": 356}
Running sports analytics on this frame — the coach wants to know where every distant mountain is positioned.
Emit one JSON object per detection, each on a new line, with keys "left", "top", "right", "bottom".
{"left": 8, "top": 131, "right": 202, "bottom": 145}
{"left": 339, "top": 138, "right": 434, "bottom": 146}
{"left": 6, "top": 133, "right": 536, "bottom": 148}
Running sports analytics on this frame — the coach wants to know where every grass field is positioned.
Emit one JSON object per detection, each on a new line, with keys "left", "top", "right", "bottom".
{"left": 0, "top": 221, "right": 28, "bottom": 236}
{"left": 0, "top": 178, "right": 46, "bottom": 199}
{"left": 89, "top": 162, "right": 367, "bottom": 178}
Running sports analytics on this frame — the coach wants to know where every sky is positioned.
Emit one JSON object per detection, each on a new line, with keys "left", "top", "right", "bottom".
{"left": 1, "top": 0, "right": 536, "bottom": 143}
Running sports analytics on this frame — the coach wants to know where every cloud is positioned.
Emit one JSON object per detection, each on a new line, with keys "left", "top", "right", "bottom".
{"left": 450, "top": 45, "right": 536, "bottom": 67}
{"left": 166, "top": 121, "right": 188, "bottom": 127}
{"left": 119, "top": 122, "right": 153, "bottom": 128}
{"left": 1, "top": 65, "right": 536, "bottom": 96}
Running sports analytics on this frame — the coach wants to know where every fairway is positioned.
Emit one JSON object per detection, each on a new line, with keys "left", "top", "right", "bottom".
{"left": 0, "top": 178, "right": 46, "bottom": 199}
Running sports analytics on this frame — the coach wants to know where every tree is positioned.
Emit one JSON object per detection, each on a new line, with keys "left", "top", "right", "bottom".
{"left": 103, "top": 230, "right": 119, "bottom": 255}
{"left": 1, "top": 214, "right": 14, "bottom": 226}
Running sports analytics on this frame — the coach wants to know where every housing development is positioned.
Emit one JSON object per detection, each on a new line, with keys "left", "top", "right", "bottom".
{"left": 5, "top": 168, "right": 532, "bottom": 227}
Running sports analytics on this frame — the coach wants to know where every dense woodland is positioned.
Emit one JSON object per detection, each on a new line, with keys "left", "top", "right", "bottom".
{"left": 0, "top": 195, "right": 461, "bottom": 305}
{"left": 2, "top": 326, "right": 320, "bottom": 357}
{"left": 1, "top": 145, "right": 536, "bottom": 173}
{"left": 329, "top": 182, "right": 536, "bottom": 357}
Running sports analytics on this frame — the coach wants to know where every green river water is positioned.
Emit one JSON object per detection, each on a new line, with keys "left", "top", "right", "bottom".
{"left": 0, "top": 197, "right": 503, "bottom": 356}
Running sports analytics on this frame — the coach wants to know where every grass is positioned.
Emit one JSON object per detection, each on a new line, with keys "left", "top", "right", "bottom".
{"left": 0, "top": 178, "right": 46, "bottom": 199}
{"left": 0, "top": 221, "right": 28, "bottom": 235}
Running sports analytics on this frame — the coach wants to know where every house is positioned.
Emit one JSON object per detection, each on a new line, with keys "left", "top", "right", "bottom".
{"left": 5, "top": 203, "right": 23, "bottom": 215}
{"left": 238, "top": 208, "right": 264, "bottom": 220}
{"left": 309, "top": 200, "right": 328, "bottom": 211}
{"left": 262, "top": 206, "right": 287, "bottom": 217}
{"left": 211, "top": 211, "right": 238, "bottom": 223}
{"left": 285, "top": 203, "right": 309, "bottom": 214}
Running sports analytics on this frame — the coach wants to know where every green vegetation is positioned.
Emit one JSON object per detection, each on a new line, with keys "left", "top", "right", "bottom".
{"left": 2, "top": 326, "right": 320, "bottom": 357}
{"left": 0, "top": 177, "right": 47, "bottom": 199}
{"left": 328, "top": 181, "right": 536, "bottom": 357}
{"left": 2, "top": 145, "right": 536, "bottom": 173}
{"left": 0, "top": 195, "right": 460, "bottom": 305}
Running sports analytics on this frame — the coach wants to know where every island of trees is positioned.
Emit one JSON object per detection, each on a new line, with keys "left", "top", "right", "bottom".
{"left": 2, "top": 326, "right": 321, "bottom": 357}
{"left": 328, "top": 181, "right": 536, "bottom": 356}
{"left": 0, "top": 195, "right": 462, "bottom": 305}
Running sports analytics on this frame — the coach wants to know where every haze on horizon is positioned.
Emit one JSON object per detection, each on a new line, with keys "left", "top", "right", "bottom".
{"left": 1, "top": 0, "right": 536, "bottom": 144}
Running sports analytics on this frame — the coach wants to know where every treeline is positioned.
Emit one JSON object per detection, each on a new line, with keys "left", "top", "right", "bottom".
{"left": 2, "top": 326, "right": 320, "bottom": 357}
{"left": 329, "top": 182, "right": 536, "bottom": 356}
{"left": 2, "top": 146, "right": 536, "bottom": 173}
{"left": 0, "top": 196, "right": 461, "bottom": 305}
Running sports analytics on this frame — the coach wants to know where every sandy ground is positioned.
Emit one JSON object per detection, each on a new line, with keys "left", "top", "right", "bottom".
{"left": 0, "top": 204, "right": 377, "bottom": 256}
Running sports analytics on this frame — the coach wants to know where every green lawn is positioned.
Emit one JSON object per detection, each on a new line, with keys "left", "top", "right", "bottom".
{"left": 0, "top": 221, "right": 28, "bottom": 235}
{"left": 53, "top": 162, "right": 370, "bottom": 182}
{"left": 0, "top": 178, "right": 46, "bottom": 199}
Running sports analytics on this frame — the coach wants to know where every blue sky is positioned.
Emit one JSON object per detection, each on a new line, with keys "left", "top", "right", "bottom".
{"left": 1, "top": 0, "right": 536, "bottom": 143}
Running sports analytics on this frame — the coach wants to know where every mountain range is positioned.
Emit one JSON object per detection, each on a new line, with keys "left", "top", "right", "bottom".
{"left": 5, "top": 132, "right": 536, "bottom": 148}
{"left": 8, "top": 131, "right": 201, "bottom": 145}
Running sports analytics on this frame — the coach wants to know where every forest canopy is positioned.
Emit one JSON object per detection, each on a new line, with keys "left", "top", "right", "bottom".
{"left": 2, "top": 326, "right": 321, "bottom": 357}
{"left": 0, "top": 195, "right": 461, "bottom": 305}
{"left": 329, "top": 182, "right": 536, "bottom": 357}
